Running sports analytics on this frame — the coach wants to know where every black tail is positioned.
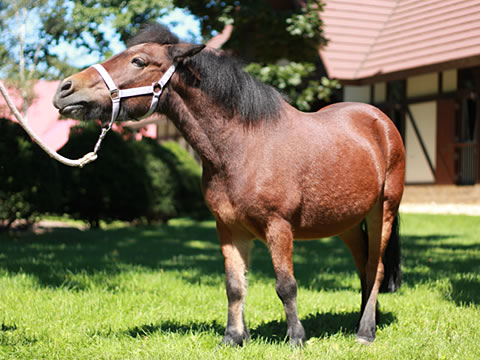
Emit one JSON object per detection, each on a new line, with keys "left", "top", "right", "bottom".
{"left": 380, "top": 216, "right": 402, "bottom": 293}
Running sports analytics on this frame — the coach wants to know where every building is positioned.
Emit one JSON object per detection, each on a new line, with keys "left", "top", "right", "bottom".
{"left": 318, "top": 0, "right": 480, "bottom": 184}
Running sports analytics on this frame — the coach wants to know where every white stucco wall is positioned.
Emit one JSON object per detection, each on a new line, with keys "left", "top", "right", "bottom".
{"left": 343, "top": 85, "right": 370, "bottom": 103}
{"left": 407, "top": 73, "right": 438, "bottom": 98}
{"left": 405, "top": 101, "right": 437, "bottom": 183}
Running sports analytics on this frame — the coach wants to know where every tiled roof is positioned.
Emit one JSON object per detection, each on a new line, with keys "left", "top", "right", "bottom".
{"left": 319, "top": 0, "right": 480, "bottom": 82}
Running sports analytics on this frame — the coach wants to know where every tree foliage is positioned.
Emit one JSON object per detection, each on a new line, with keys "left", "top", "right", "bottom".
{"left": 0, "top": 0, "right": 173, "bottom": 82}
{"left": 59, "top": 123, "right": 151, "bottom": 228}
{"left": 246, "top": 62, "right": 340, "bottom": 111}
{"left": 175, "top": 0, "right": 326, "bottom": 62}
{"left": 173, "top": 0, "right": 340, "bottom": 110}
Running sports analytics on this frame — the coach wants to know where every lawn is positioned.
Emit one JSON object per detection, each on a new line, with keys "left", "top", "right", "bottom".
{"left": 0, "top": 213, "right": 479, "bottom": 359}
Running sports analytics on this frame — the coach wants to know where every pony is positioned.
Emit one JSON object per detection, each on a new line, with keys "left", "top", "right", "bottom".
{"left": 53, "top": 24, "right": 405, "bottom": 346}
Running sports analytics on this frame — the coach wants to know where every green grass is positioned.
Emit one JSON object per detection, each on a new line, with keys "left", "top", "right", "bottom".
{"left": 0, "top": 214, "right": 479, "bottom": 359}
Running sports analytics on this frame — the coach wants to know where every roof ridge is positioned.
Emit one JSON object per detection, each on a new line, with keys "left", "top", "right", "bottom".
{"left": 353, "top": 0, "right": 401, "bottom": 79}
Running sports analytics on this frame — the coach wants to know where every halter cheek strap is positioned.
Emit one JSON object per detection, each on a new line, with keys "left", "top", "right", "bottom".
{"left": 91, "top": 63, "right": 176, "bottom": 123}
{"left": 87, "top": 63, "right": 176, "bottom": 155}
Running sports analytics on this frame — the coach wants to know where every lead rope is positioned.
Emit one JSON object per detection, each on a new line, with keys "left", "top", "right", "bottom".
{"left": 0, "top": 81, "right": 99, "bottom": 167}
{"left": 1, "top": 64, "right": 176, "bottom": 168}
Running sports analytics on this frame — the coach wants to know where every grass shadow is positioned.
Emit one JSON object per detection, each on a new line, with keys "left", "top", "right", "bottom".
{"left": 119, "top": 310, "right": 395, "bottom": 344}
{"left": 0, "top": 222, "right": 357, "bottom": 291}
{"left": 450, "top": 278, "right": 480, "bottom": 306}
{"left": 1, "top": 215, "right": 478, "bottom": 306}
{"left": 123, "top": 319, "right": 225, "bottom": 338}
{"left": 251, "top": 311, "right": 395, "bottom": 343}
{"left": 0, "top": 221, "right": 222, "bottom": 288}
{"left": 402, "top": 234, "right": 480, "bottom": 281}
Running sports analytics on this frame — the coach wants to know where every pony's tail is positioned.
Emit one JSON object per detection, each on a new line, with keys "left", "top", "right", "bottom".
{"left": 380, "top": 216, "right": 402, "bottom": 293}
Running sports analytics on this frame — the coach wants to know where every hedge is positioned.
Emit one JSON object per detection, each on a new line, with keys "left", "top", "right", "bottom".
{"left": 58, "top": 123, "right": 208, "bottom": 227}
{"left": 1, "top": 120, "right": 209, "bottom": 229}
{"left": 0, "top": 119, "right": 62, "bottom": 229}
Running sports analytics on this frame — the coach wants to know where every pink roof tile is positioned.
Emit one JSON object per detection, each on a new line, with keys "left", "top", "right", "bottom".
{"left": 319, "top": 0, "right": 480, "bottom": 82}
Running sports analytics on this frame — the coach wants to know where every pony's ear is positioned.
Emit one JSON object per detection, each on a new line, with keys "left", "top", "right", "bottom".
{"left": 170, "top": 44, "right": 206, "bottom": 63}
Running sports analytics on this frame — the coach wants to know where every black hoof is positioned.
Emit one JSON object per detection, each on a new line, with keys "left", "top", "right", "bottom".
{"left": 356, "top": 319, "right": 376, "bottom": 344}
{"left": 287, "top": 323, "right": 306, "bottom": 347}
{"left": 289, "top": 336, "right": 305, "bottom": 347}
{"left": 356, "top": 335, "right": 375, "bottom": 345}
{"left": 221, "top": 332, "right": 249, "bottom": 347}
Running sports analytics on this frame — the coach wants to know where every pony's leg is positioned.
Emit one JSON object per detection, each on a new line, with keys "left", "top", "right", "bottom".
{"left": 217, "top": 220, "right": 253, "bottom": 346}
{"left": 266, "top": 218, "right": 305, "bottom": 346}
{"left": 356, "top": 199, "right": 396, "bottom": 344}
{"left": 339, "top": 223, "right": 368, "bottom": 314}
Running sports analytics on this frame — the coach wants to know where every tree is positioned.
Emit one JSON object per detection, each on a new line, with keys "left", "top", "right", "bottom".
{"left": 173, "top": 0, "right": 340, "bottom": 110}
{"left": 0, "top": 0, "right": 175, "bottom": 124}
{"left": 0, "top": 1, "right": 62, "bottom": 114}
{"left": 0, "top": 0, "right": 174, "bottom": 82}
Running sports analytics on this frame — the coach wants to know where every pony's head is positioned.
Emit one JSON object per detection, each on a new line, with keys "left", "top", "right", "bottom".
{"left": 53, "top": 24, "right": 204, "bottom": 122}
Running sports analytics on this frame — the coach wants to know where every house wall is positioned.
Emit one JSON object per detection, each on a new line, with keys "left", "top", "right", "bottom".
{"left": 404, "top": 72, "right": 438, "bottom": 183}
{"left": 443, "top": 69, "right": 457, "bottom": 92}
{"left": 405, "top": 102, "right": 437, "bottom": 183}
{"left": 374, "top": 83, "right": 386, "bottom": 103}
{"left": 436, "top": 99, "right": 457, "bottom": 184}
{"left": 342, "top": 69, "right": 467, "bottom": 184}
{"left": 406, "top": 73, "right": 438, "bottom": 97}
{"left": 343, "top": 85, "right": 370, "bottom": 102}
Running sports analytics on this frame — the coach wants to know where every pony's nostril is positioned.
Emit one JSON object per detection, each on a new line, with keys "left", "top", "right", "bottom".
{"left": 61, "top": 80, "right": 73, "bottom": 93}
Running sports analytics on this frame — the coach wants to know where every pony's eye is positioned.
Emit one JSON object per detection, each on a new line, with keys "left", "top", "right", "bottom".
{"left": 131, "top": 57, "right": 146, "bottom": 68}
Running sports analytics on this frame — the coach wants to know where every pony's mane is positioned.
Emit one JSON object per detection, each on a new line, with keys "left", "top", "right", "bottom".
{"left": 129, "top": 23, "right": 283, "bottom": 125}
{"left": 127, "top": 23, "right": 180, "bottom": 47}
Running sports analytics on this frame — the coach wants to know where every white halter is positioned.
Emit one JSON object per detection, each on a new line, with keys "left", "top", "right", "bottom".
{"left": 86, "top": 63, "right": 176, "bottom": 154}
{"left": 92, "top": 63, "right": 177, "bottom": 123}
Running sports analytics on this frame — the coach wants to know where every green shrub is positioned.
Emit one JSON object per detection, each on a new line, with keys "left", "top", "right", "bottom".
{"left": 0, "top": 119, "right": 61, "bottom": 229}
{"left": 160, "top": 141, "right": 209, "bottom": 219}
{"left": 59, "top": 123, "right": 151, "bottom": 228}
{"left": 59, "top": 124, "right": 208, "bottom": 227}
{"left": 133, "top": 138, "right": 177, "bottom": 222}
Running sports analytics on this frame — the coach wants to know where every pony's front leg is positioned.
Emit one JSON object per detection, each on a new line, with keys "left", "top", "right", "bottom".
{"left": 217, "top": 220, "right": 253, "bottom": 346}
{"left": 266, "top": 218, "right": 305, "bottom": 346}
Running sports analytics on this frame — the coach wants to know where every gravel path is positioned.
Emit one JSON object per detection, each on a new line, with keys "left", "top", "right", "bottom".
{"left": 400, "top": 185, "right": 480, "bottom": 216}
{"left": 400, "top": 203, "right": 480, "bottom": 216}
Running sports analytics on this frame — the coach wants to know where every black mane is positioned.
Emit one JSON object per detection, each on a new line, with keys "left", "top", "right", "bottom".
{"left": 127, "top": 23, "right": 180, "bottom": 47}
{"left": 128, "top": 24, "right": 283, "bottom": 125}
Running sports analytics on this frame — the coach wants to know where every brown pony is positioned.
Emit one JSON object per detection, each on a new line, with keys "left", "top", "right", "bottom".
{"left": 53, "top": 24, "right": 405, "bottom": 346}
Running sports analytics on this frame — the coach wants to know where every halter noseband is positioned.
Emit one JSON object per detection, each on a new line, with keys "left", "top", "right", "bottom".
{"left": 91, "top": 63, "right": 176, "bottom": 124}
{"left": 83, "top": 63, "right": 176, "bottom": 156}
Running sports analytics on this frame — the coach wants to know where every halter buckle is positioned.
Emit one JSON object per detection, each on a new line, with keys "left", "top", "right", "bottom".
{"left": 110, "top": 89, "right": 120, "bottom": 101}
{"left": 152, "top": 82, "right": 163, "bottom": 97}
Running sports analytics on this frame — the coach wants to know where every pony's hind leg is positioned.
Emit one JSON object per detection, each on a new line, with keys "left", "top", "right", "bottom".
{"left": 266, "top": 217, "right": 305, "bottom": 346}
{"left": 217, "top": 220, "right": 253, "bottom": 346}
{"left": 339, "top": 223, "right": 368, "bottom": 314}
{"left": 356, "top": 197, "right": 398, "bottom": 344}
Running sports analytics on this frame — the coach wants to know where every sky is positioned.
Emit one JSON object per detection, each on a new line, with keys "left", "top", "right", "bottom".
{"left": 52, "top": 8, "right": 202, "bottom": 69}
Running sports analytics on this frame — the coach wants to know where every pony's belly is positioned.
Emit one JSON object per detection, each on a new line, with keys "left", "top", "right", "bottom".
{"left": 293, "top": 215, "right": 364, "bottom": 240}
{"left": 291, "top": 196, "right": 376, "bottom": 239}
